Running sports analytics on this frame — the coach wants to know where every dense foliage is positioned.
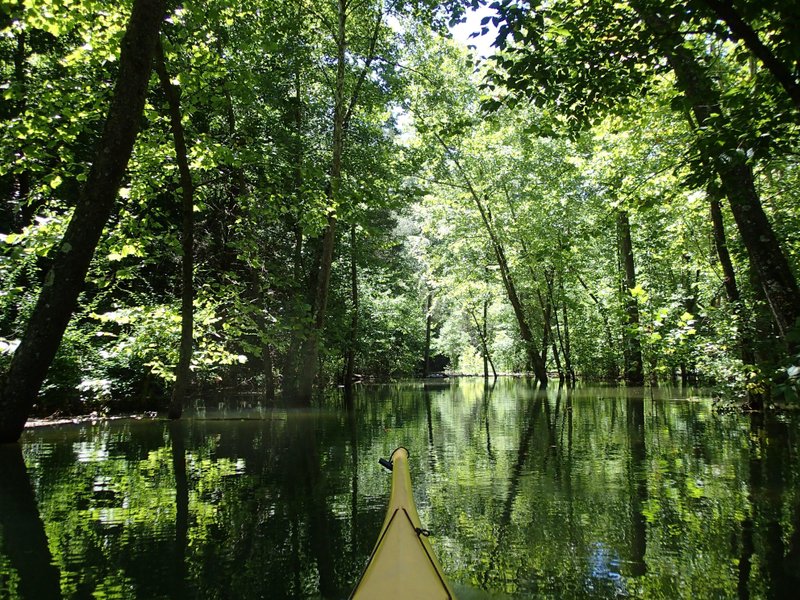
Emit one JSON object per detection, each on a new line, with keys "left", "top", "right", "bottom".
{"left": 1, "top": 0, "right": 799, "bottom": 423}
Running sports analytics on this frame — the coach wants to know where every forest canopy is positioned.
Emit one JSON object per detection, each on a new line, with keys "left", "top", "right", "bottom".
{"left": 1, "top": 0, "right": 799, "bottom": 440}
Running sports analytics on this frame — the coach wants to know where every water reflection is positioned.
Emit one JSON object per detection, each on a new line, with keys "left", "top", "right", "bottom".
{"left": 0, "top": 380, "right": 799, "bottom": 599}
{"left": 0, "top": 444, "right": 60, "bottom": 599}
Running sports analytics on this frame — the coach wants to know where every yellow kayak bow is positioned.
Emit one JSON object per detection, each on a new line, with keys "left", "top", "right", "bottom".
{"left": 350, "top": 447, "right": 456, "bottom": 599}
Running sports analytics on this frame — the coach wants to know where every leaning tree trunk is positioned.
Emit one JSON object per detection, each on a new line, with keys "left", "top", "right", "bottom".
{"left": 709, "top": 191, "right": 756, "bottom": 364}
{"left": 154, "top": 38, "right": 195, "bottom": 420}
{"left": 429, "top": 129, "right": 548, "bottom": 384}
{"left": 636, "top": 2, "right": 800, "bottom": 353}
{"left": 709, "top": 189, "right": 762, "bottom": 408}
{"left": 0, "top": 0, "right": 166, "bottom": 443}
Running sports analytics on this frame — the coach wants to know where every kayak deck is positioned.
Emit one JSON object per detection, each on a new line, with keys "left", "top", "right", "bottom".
{"left": 350, "top": 447, "right": 455, "bottom": 599}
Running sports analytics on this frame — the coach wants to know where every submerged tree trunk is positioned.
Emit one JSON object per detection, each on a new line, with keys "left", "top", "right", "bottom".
{"left": 636, "top": 2, "right": 800, "bottom": 353}
{"left": 0, "top": 0, "right": 166, "bottom": 443}
{"left": 617, "top": 210, "right": 645, "bottom": 385}
{"left": 155, "top": 38, "right": 194, "bottom": 420}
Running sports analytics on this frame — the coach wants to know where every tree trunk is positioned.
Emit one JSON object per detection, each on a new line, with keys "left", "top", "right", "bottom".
{"left": 431, "top": 131, "right": 546, "bottom": 385}
{"left": 279, "top": 63, "right": 306, "bottom": 400}
{"left": 484, "top": 300, "right": 497, "bottom": 377}
{"left": 560, "top": 279, "right": 576, "bottom": 385}
{"left": 495, "top": 240, "right": 547, "bottom": 385}
{"left": 537, "top": 284, "right": 552, "bottom": 371}
{"left": 423, "top": 291, "right": 432, "bottom": 377}
{"left": 296, "top": 5, "right": 382, "bottom": 403}
{"left": 636, "top": 2, "right": 800, "bottom": 353}
{"left": 617, "top": 210, "right": 645, "bottom": 385}
{"left": 471, "top": 302, "right": 497, "bottom": 379}
{"left": 709, "top": 190, "right": 764, "bottom": 407}
{"left": 154, "top": 38, "right": 194, "bottom": 420}
{"left": 545, "top": 270, "right": 571, "bottom": 384}
{"left": 296, "top": 0, "right": 346, "bottom": 403}
{"left": 482, "top": 302, "right": 489, "bottom": 379}
{"left": 0, "top": 0, "right": 166, "bottom": 443}
{"left": 710, "top": 192, "right": 757, "bottom": 360}
{"left": 344, "top": 223, "right": 358, "bottom": 389}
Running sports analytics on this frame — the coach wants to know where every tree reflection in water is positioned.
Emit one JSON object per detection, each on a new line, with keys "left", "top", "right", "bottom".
{"left": 1, "top": 380, "right": 799, "bottom": 599}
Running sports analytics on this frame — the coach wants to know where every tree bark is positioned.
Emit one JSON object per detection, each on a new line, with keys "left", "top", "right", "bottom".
{"left": 154, "top": 38, "right": 194, "bottom": 420}
{"left": 537, "top": 284, "right": 552, "bottom": 372}
{"left": 263, "top": 344, "right": 275, "bottom": 402}
{"left": 0, "top": 0, "right": 166, "bottom": 443}
{"left": 617, "top": 210, "right": 645, "bottom": 385}
{"left": 494, "top": 237, "right": 547, "bottom": 384}
{"left": 296, "top": 0, "right": 347, "bottom": 404}
{"left": 635, "top": 2, "right": 800, "bottom": 353}
{"left": 710, "top": 191, "right": 756, "bottom": 362}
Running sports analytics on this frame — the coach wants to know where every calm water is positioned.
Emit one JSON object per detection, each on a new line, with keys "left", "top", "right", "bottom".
{"left": 1, "top": 379, "right": 799, "bottom": 599}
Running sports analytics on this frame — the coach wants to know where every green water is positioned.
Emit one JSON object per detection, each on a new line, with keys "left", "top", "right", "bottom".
{"left": 1, "top": 379, "right": 799, "bottom": 599}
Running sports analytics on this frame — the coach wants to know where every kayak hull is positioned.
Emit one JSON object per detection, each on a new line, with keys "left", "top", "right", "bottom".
{"left": 350, "top": 447, "right": 455, "bottom": 599}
